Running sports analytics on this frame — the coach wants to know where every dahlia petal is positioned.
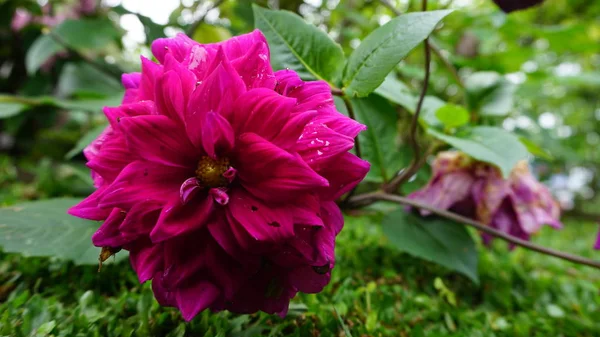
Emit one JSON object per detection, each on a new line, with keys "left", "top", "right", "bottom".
{"left": 128, "top": 238, "right": 163, "bottom": 283}
{"left": 408, "top": 171, "right": 475, "bottom": 216}
{"left": 86, "top": 134, "right": 132, "bottom": 186}
{"left": 288, "top": 266, "right": 330, "bottom": 293}
{"left": 312, "top": 110, "right": 367, "bottom": 139}
{"left": 151, "top": 33, "right": 196, "bottom": 64}
{"left": 176, "top": 281, "right": 220, "bottom": 321}
{"left": 98, "top": 161, "right": 189, "bottom": 210}
{"left": 211, "top": 29, "right": 268, "bottom": 61}
{"left": 68, "top": 188, "right": 111, "bottom": 221}
{"left": 230, "top": 40, "right": 276, "bottom": 89}
{"left": 228, "top": 188, "right": 295, "bottom": 242}
{"left": 201, "top": 112, "right": 235, "bottom": 158}
{"left": 236, "top": 133, "right": 329, "bottom": 202}
{"left": 155, "top": 70, "right": 186, "bottom": 122}
{"left": 270, "top": 110, "right": 318, "bottom": 150}
{"left": 92, "top": 208, "right": 127, "bottom": 247}
{"left": 209, "top": 187, "right": 229, "bottom": 205}
{"left": 119, "top": 115, "right": 197, "bottom": 168}
{"left": 139, "top": 56, "right": 163, "bottom": 101}
{"left": 104, "top": 101, "right": 156, "bottom": 130}
{"left": 163, "top": 53, "right": 196, "bottom": 106}
{"left": 122, "top": 72, "right": 141, "bottom": 104}
{"left": 321, "top": 201, "right": 344, "bottom": 235}
{"left": 152, "top": 272, "right": 177, "bottom": 307}
{"left": 316, "top": 153, "right": 370, "bottom": 200}
{"left": 230, "top": 88, "right": 296, "bottom": 142}
{"left": 162, "top": 234, "right": 208, "bottom": 288}
{"left": 119, "top": 201, "right": 163, "bottom": 240}
{"left": 289, "top": 193, "right": 323, "bottom": 226}
{"left": 296, "top": 122, "right": 354, "bottom": 170}
{"left": 186, "top": 52, "right": 246, "bottom": 147}
{"left": 151, "top": 195, "right": 213, "bottom": 242}
{"left": 180, "top": 177, "right": 201, "bottom": 204}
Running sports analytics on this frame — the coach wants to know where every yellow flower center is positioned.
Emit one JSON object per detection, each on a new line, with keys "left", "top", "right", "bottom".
{"left": 195, "top": 156, "right": 230, "bottom": 188}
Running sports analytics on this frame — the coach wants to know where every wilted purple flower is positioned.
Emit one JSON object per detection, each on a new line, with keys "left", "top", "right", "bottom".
{"left": 492, "top": 0, "right": 544, "bottom": 13}
{"left": 409, "top": 151, "right": 562, "bottom": 245}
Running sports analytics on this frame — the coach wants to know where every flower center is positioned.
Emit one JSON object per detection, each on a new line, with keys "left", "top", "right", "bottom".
{"left": 195, "top": 156, "right": 231, "bottom": 188}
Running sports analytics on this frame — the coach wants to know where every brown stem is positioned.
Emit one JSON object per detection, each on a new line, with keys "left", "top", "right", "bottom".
{"left": 384, "top": 141, "right": 439, "bottom": 193}
{"left": 349, "top": 191, "right": 600, "bottom": 270}
{"left": 429, "top": 40, "right": 465, "bottom": 89}
{"left": 331, "top": 88, "right": 344, "bottom": 96}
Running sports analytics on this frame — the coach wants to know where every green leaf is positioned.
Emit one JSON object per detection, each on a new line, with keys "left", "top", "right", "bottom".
{"left": 0, "top": 198, "right": 125, "bottom": 265}
{"left": 435, "top": 104, "right": 470, "bottom": 128}
{"left": 343, "top": 10, "right": 454, "bottom": 97}
{"left": 253, "top": 5, "right": 345, "bottom": 83}
{"left": 519, "top": 137, "right": 554, "bottom": 161}
{"left": 374, "top": 74, "right": 416, "bottom": 110}
{"left": 26, "top": 35, "right": 65, "bottom": 75}
{"left": 374, "top": 75, "right": 446, "bottom": 128}
{"left": 26, "top": 18, "right": 120, "bottom": 74}
{"left": 428, "top": 126, "right": 528, "bottom": 177}
{"left": 65, "top": 124, "right": 107, "bottom": 159}
{"left": 0, "top": 101, "right": 27, "bottom": 119}
{"left": 465, "top": 71, "right": 515, "bottom": 116}
{"left": 351, "top": 95, "right": 405, "bottom": 183}
{"left": 383, "top": 210, "right": 479, "bottom": 284}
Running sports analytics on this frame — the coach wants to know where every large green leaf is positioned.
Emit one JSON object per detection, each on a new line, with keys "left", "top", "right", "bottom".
{"left": 26, "top": 18, "right": 120, "bottom": 74}
{"left": 383, "top": 210, "right": 479, "bottom": 284}
{"left": 351, "top": 95, "right": 405, "bottom": 183}
{"left": 343, "top": 10, "right": 453, "bottom": 97}
{"left": 0, "top": 198, "right": 125, "bottom": 265}
{"left": 428, "top": 126, "right": 528, "bottom": 177}
{"left": 253, "top": 5, "right": 345, "bottom": 83}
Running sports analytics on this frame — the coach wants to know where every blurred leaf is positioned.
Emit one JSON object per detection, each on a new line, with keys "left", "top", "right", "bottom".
{"left": 0, "top": 198, "right": 126, "bottom": 265}
{"left": 25, "top": 35, "right": 65, "bottom": 75}
{"left": 192, "top": 23, "right": 232, "bottom": 43}
{"left": 26, "top": 18, "right": 120, "bottom": 74}
{"left": 112, "top": 5, "right": 166, "bottom": 42}
{"left": 428, "top": 126, "right": 528, "bottom": 177}
{"left": 519, "top": 136, "right": 554, "bottom": 160}
{"left": 435, "top": 104, "right": 470, "bottom": 128}
{"left": 253, "top": 5, "right": 345, "bottom": 83}
{"left": 57, "top": 63, "right": 122, "bottom": 97}
{"left": 383, "top": 210, "right": 479, "bottom": 284}
{"left": 343, "top": 10, "right": 454, "bottom": 97}
{"left": 465, "top": 71, "right": 515, "bottom": 116}
{"left": 0, "top": 101, "right": 27, "bottom": 119}
{"left": 57, "top": 94, "right": 124, "bottom": 112}
{"left": 351, "top": 95, "right": 404, "bottom": 183}
{"left": 65, "top": 124, "right": 107, "bottom": 160}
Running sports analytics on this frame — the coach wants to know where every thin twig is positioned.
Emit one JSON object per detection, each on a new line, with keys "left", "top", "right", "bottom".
{"left": 349, "top": 191, "right": 600, "bottom": 270}
{"left": 331, "top": 88, "right": 344, "bottom": 96}
{"left": 429, "top": 40, "right": 465, "bottom": 89}
{"left": 186, "top": 0, "right": 227, "bottom": 36}
{"left": 385, "top": 141, "right": 439, "bottom": 193}
{"left": 48, "top": 31, "right": 122, "bottom": 81}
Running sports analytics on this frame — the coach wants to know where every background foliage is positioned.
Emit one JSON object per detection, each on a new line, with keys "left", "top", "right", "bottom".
{"left": 0, "top": 0, "right": 599, "bottom": 335}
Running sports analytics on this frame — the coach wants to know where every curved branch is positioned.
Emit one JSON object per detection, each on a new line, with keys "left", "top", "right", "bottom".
{"left": 349, "top": 191, "right": 600, "bottom": 270}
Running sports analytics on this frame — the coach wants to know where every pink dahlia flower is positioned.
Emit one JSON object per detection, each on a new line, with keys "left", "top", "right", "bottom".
{"left": 408, "top": 151, "right": 562, "bottom": 244}
{"left": 69, "top": 30, "right": 369, "bottom": 320}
